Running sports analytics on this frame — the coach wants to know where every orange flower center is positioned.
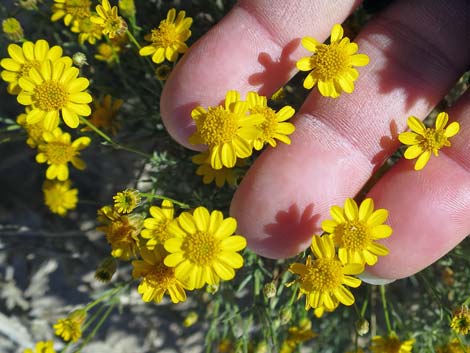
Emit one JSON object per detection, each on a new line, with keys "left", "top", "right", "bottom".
{"left": 34, "top": 80, "right": 69, "bottom": 112}
{"left": 151, "top": 21, "right": 179, "bottom": 48}
{"left": 302, "top": 258, "right": 343, "bottom": 291}
{"left": 181, "top": 231, "right": 221, "bottom": 266}
{"left": 197, "top": 106, "right": 239, "bottom": 146}
{"left": 312, "top": 43, "right": 349, "bottom": 81}
{"left": 144, "top": 262, "right": 177, "bottom": 289}
{"left": 44, "top": 141, "right": 76, "bottom": 164}
{"left": 335, "top": 221, "right": 370, "bottom": 251}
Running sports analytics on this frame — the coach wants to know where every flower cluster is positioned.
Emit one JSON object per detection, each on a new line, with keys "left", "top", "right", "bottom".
{"left": 190, "top": 90, "right": 295, "bottom": 186}
{"left": 96, "top": 189, "right": 247, "bottom": 304}
{"left": 288, "top": 198, "right": 391, "bottom": 315}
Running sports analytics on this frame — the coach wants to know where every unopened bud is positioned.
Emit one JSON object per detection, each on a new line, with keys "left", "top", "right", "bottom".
{"left": 280, "top": 307, "right": 292, "bottom": 325}
{"left": 263, "top": 282, "right": 276, "bottom": 299}
{"left": 94, "top": 257, "right": 117, "bottom": 282}
{"left": 355, "top": 318, "right": 370, "bottom": 336}
{"left": 183, "top": 311, "right": 198, "bottom": 327}
{"left": 72, "top": 52, "right": 88, "bottom": 68}
{"left": 206, "top": 283, "right": 219, "bottom": 294}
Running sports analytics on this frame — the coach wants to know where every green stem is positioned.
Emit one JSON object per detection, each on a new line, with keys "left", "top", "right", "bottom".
{"left": 84, "top": 284, "right": 126, "bottom": 312}
{"left": 380, "top": 285, "right": 392, "bottom": 333}
{"left": 140, "top": 192, "right": 190, "bottom": 209}
{"left": 126, "top": 30, "right": 141, "bottom": 49}
{"left": 73, "top": 303, "right": 116, "bottom": 353}
{"left": 79, "top": 116, "right": 152, "bottom": 159}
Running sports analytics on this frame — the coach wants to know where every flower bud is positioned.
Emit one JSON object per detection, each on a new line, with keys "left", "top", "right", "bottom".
{"left": 355, "top": 318, "right": 370, "bottom": 336}
{"left": 263, "top": 282, "right": 276, "bottom": 299}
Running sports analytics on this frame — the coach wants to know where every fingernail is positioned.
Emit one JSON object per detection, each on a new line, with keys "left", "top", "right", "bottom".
{"left": 359, "top": 271, "right": 396, "bottom": 285}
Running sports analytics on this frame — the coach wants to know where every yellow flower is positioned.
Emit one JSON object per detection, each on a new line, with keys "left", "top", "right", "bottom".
{"left": 141, "top": 199, "right": 175, "bottom": 250}
{"left": 132, "top": 246, "right": 187, "bottom": 303}
{"left": 17, "top": 108, "right": 46, "bottom": 148}
{"left": 164, "top": 206, "right": 247, "bottom": 290}
{"left": 53, "top": 309, "right": 86, "bottom": 342}
{"left": 2, "top": 18, "right": 24, "bottom": 42}
{"left": 43, "top": 180, "right": 78, "bottom": 216}
{"left": 246, "top": 91, "right": 295, "bottom": 150}
{"left": 189, "top": 90, "right": 264, "bottom": 169}
{"left": 288, "top": 235, "right": 363, "bottom": 311}
{"left": 36, "top": 128, "right": 90, "bottom": 181}
{"left": 321, "top": 198, "right": 392, "bottom": 266}
{"left": 1, "top": 39, "right": 69, "bottom": 95}
{"left": 17, "top": 59, "right": 92, "bottom": 130}
{"left": 97, "top": 205, "right": 143, "bottom": 260}
{"left": 139, "top": 8, "right": 192, "bottom": 64}
{"left": 451, "top": 306, "right": 470, "bottom": 335}
{"left": 71, "top": 16, "right": 103, "bottom": 45}
{"left": 94, "top": 42, "right": 120, "bottom": 64}
{"left": 82, "top": 94, "right": 122, "bottom": 135}
{"left": 113, "top": 188, "right": 140, "bottom": 214}
{"left": 155, "top": 64, "right": 172, "bottom": 80}
{"left": 280, "top": 319, "right": 317, "bottom": 353}
{"left": 398, "top": 112, "right": 460, "bottom": 170}
{"left": 436, "top": 339, "right": 470, "bottom": 353}
{"left": 371, "top": 333, "right": 415, "bottom": 353}
{"left": 192, "top": 152, "right": 240, "bottom": 187}
{"left": 296, "top": 24, "right": 369, "bottom": 98}
{"left": 91, "top": 0, "right": 127, "bottom": 39}
{"left": 23, "top": 341, "right": 56, "bottom": 353}
{"left": 51, "top": 0, "right": 91, "bottom": 27}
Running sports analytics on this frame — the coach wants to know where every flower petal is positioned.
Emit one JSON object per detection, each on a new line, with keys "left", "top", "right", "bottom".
{"left": 415, "top": 150, "right": 431, "bottom": 170}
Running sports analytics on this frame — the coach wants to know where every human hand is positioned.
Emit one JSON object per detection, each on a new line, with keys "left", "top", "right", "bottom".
{"left": 159, "top": 0, "right": 470, "bottom": 281}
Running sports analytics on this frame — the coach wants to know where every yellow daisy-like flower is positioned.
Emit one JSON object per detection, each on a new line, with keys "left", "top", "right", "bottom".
{"left": 164, "top": 206, "right": 247, "bottom": 290}
{"left": 71, "top": 16, "right": 103, "bottom": 45}
{"left": 288, "top": 235, "right": 363, "bottom": 311}
{"left": 17, "top": 59, "right": 92, "bottom": 130}
{"left": 43, "top": 180, "right": 78, "bottom": 216}
{"left": 371, "top": 333, "right": 415, "bottom": 353}
{"left": 141, "top": 199, "right": 175, "bottom": 250}
{"left": 398, "top": 112, "right": 460, "bottom": 171}
{"left": 113, "top": 188, "right": 141, "bottom": 214}
{"left": 132, "top": 246, "right": 187, "bottom": 303}
{"left": 321, "top": 198, "right": 392, "bottom": 266}
{"left": 17, "top": 108, "right": 45, "bottom": 148}
{"left": 451, "top": 306, "right": 470, "bottom": 335}
{"left": 436, "top": 339, "right": 470, "bottom": 353}
{"left": 139, "top": 8, "right": 192, "bottom": 64}
{"left": 94, "top": 42, "right": 120, "bottom": 64}
{"left": 51, "top": 0, "right": 92, "bottom": 27}
{"left": 23, "top": 341, "right": 56, "bottom": 353}
{"left": 82, "top": 94, "right": 122, "bottom": 135}
{"left": 0, "top": 39, "right": 68, "bottom": 95}
{"left": 246, "top": 91, "right": 296, "bottom": 150}
{"left": 97, "top": 205, "right": 143, "bottom": 260}
{"left": 53, "top": 309, "right": 86, "bottom": 342}
{"left": 36, "top": 128, "right": 91, "bottom": 181}
{"left": 2, "top": 18, "right": 24, "bottom": 42}
{"left": 280, "top": 319, "right": 318, "bottom": 353}
{"left": 296, "top": 24, "right": 369, "bottom": 98}
{"left": 192, "top": 152, "right": 240, "bottom": 188}
{"left": 189, "top": 90, "right": 264, "bottom": 169}
{"left": 91, "top": 0, "right": 127, "bottom": 39}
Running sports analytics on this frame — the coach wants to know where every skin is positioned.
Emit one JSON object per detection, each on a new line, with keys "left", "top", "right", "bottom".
{"left": 160, "top": 0, "right": 470, "bottom": 280}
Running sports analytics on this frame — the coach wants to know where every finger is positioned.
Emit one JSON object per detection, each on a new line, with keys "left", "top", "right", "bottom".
{"left": 365, "top": 90, "right": 470, "bottom": 279}
{"left": 230, "top": 0, "right": 469, "bottom": 278}
{"left": 160, "top": 0, "right": 361, "bottom": 148}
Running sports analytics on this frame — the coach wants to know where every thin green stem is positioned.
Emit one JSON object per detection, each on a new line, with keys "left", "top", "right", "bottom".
{"left": 380, "top": 285, "right": 393, "bottom": 333}
{"left": 79, "top": 116, "right": 152, "bottom": 159}
{"left": 126, "top": 30, "right": 141, "bottom": 49}
{"left": 73, "top": 303, "right": 116, "bottom": 353}
{"left": 140, "top": 192, "right": 190, "bottom": 209}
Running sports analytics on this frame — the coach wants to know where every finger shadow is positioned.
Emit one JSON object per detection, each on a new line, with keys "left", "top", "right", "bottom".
{"left": 370, "top": 119, "right": 398, "bottom": 170}
{"left": 248, "top": 38, "right": 300, "bottom": 96}
{"left": 261, "top": 203, "right": 320, "bottom": 257}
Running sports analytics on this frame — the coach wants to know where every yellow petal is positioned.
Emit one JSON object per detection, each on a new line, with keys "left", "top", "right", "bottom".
{"left": 414, "top": 150, "right": 431, "bottom": 170}
{"left": 358, "top": 198, "right": 374, "bottom": 222}
{"left": 178, "top": 212, "right": 196, "bottom": 234}
{"left": 303, "top": 73, "right": 317, "bottom": 89}
{"left": 221, "top": 142, "right": 236, "bottom": 168}
{"left": 444, "top": 121, "right": 460, "bottom": 138}
{"left": 296, "top": 57, "right": 313, "bottom": 71}
{"left": 344, "top": 198, "right": 358, "bottom": 221}
{"left": 193, "top": 207, "right": 210, "bottom": 232}
{"left": 301, "top": 36, "right": 319, "bottom": 52}
{"left": 214, "top": 218, "right": 238, "bottom": 239}
{"left": 407, "top": 116, "right": 425, "bottom": 134}
{"left": 330, "top": 24, "right": 344, "bottom": 42}
{"left": 404, "top": 144, "right": 423, "bottom": 159}
{"left": 350, "top": 53, "right": 369, "bottom": 66}
{"left": 398, "top": 131, "right": 420, "bottom": 145}
{"left": 366, "top": 209, "right": 388, "bottom": 227}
